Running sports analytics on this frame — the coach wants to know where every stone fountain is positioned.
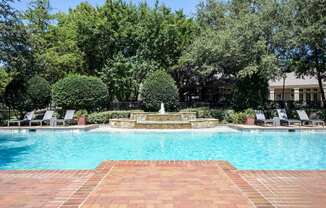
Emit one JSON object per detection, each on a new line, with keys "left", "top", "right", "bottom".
{"left": 110, "top": 103, "right": 219, "bottom": 129}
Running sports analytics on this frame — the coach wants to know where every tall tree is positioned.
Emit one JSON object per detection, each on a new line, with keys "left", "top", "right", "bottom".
{"left": 179, "top": 0, "right": 280, "bottom": 108}
{"left": 287, "top": 0, "right": 326, "bottom": 107}
{"left": 0, "top": 0, "right": 32, "bottom": 77}
{"left": 24, "top": 0, "right": 53, "bottom": 78}
{"left": 196, "top": 0, "right": 226, "bottom": 30}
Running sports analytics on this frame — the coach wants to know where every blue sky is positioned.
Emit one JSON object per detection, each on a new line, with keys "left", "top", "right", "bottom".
{"left": 14, "top": 0, "right": 201, "bottom": 16}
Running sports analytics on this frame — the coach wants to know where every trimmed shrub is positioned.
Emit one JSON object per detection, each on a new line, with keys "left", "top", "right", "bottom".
{"left": 140, "top": 70, "right": 179, "bottom": 112}
{"left": 3, "top": 78, "right": 32, "bottom": 115}
{"left": 26, "top": 75, "right": 51, "bottom": 110}
{"left": 181, "top": 108, "right": 227, "bottom": 121}
{"left": 87, "top": 111, "right": 131, "bottom": 124}
{"left": 52, "top": 74, "right": 108, "bottom": 111}
{"left": 210, "top": 109, "right": 227, "bottom": 121}
{"left": 181, "top": 107, "right": 211, "bottom": 118}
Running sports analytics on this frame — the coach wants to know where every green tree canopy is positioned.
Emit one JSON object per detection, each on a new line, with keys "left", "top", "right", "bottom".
{"left": 140, "top": 70, "right": 179, "bottom": 111}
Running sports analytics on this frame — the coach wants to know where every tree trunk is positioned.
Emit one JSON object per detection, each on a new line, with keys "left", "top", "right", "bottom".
{"left": 282, "top": 74, "right": 286, "bottom": 108}
{"left": 317, "top": 70, "right": 326, "bottom": 108}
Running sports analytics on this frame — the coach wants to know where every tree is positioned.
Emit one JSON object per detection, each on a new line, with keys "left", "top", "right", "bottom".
{"left": 0, "top": 0, "right": 33, "bottom": 77}
{"left": 196, "top": 0, "right": 226, "bottom": 30}
{"left": 52, "top": 74, "right": 108, "bottom": 111}
{"left": 178, "top": 0, "right": 279, "bottom": 109}
{"left": 0, "top": 69, "right": 11, "bottom": 98}
{"left": 286, "top": 0, "right": 326, "bottom": 107}
{"left": 100, "top": 53, "right": 159, "bottom": 101}
{"left": 3, "top": 78, "right": 31, "bottom": 116}
{"left": 26, "top": 75, "right": 51, "bottom": 109}
{"left": 136, "top": 3, "right": 198, "bottom": 70}
{"left": 140, "top": 70, "right": 179, "bottom": 111}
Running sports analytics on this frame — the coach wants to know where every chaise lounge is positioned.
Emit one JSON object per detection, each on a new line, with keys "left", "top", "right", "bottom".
{"left": 30, "top": 110, "right": 54, "bottom": 126}
{"left": 56, "top": 110, "right": 76, "bottom": 126}
{"left": 255, "top": 110, "right": 274, "bottom": 126}
{"left": 277, "top": 109, "right": 301, "bottom": 126}
{"left": 7, "top": 111, "right": 34, "bottom": 126}
{"left": 296, "top": 110, "right": 325, "bottom": 127}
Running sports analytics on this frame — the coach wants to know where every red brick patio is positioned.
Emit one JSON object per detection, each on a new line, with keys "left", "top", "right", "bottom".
{"left": 0, "top": 161, "right": 325, "bottom": 208}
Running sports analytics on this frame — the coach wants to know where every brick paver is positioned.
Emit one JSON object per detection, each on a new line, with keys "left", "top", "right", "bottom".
{"left": 0, "top": 162, "right": 325, "bottom": 208}
{"left": 81, "top": 161, "right": 254, "bottom": 208}
{"left": 240, "top": 171, "right": 326, "bottom": 208}
{"left": 0, "top": 170, "right": 94, "bottom": 208}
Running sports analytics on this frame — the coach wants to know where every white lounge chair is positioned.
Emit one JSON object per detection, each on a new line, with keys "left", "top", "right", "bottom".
{"left": 255, "top": 110, "right": 274, "bottom": 126}
{"left": 56, "top": 110, "right": 75, "bottom": 126}
{"left": 7, "top": 111, "right": 34, "bottom": 126}
{"left": 277, "top": 109, "right": 301, "bottom": 126}
{"left": 296, "top": 110, "right": 325, "bottom": 127}
{"left": 30, "top": 110, "right": 54, "bottom": 126}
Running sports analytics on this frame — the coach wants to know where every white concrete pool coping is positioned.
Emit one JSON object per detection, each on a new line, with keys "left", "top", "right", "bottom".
{"left": 90, "top": 125, "right": 239, "bottom": 133}
{"left": 0, "top": 124, "right": 326, "bottom": 132}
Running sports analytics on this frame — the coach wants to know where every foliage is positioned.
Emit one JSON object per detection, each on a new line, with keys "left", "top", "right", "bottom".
{"left": 52, "top": 74, "right": 108, "bottom": 111}
{"left": 100, "top": 54, "right": 159, "bottom": 101}
{"left": 140, "top": 70, "right": 179, "bottom": 112}
{"left": 0, "top": 0, "right": 33, "bottom": 77}
{"left": 2, "top": 0, "right": 325, "bottom": 111}
{"left": 0, "top": 69, "right": 11, "bottom": 98}
{"left": 3, "top": 78, "right": 31, "bottom": 115}
{"left": 196, "top": 0, "right": 226, "bottom": 30}
{"left": 180, "top": 107, "right": 211, "bottom": 118}
{"left": 178, "top": 0, "right": 280, "bottom": 108}
{"left": 285, "top": 0, "right": 326, "bottom": 106}
{"left": 181, "top": 107, "right": 227, "bottom": 121}
{"left": 23, "top": 0, "right": 52, "bottom": 76}
{"left": 26, "top": 75, "right": 51, "bottom": 110}
{"left": 225, "top": 108, "right": 255, "bottom": 124}
{"left": 87, "top": 111, "right": 131, "bottom": 124}
{"left": 75, "top": 110, "right": 88, "bottom": 118}
{"left": 225, "top": 111, "right": 247, "bottom": 124}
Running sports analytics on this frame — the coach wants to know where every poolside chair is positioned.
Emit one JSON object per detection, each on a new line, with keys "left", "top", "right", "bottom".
{"left": 277, "top": 109, "right": 301, "bottom": 126}
{"left": 255, "top": 110, "right": 274, "bottom": 126}
{"left": 30, "top": 110, "right": 54, "bottom": 126}
{"left": 56, "top": 110, "right": 75, "bottom": 126}
{"left": 296, "top": 110, "right": 325, "bottom": 127}
{"left": 7, "top": 111, "right": 34, "bottom": 127}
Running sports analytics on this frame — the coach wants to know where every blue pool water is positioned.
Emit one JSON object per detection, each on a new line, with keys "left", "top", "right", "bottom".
{"left": 0, "top": 130, "right": 326, "bottom": 170}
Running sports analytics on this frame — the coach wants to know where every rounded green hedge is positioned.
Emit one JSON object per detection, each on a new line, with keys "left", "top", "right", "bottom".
{"left": 140, "top": 70, "right": 179, "bottom": 111}
{"left": 27, "top": 75, "right": 51, "bottom": 110}
{"left": 52, "top": 74, "right": 108, "bottom": 111}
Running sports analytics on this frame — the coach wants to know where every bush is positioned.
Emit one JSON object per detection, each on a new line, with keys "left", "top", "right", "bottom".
{"left": 181, "top": 107, "right": 211, "bottom": 118}
{"left": 181, "top": 108, "right": 227, "bottom": 121}
{"left": 87, "top": 111, "right": 131, "bottom": 124}
{"left": 26, "top": 76, "right": 51, "bottom": 110}
{"left": 3, "top": 78, "right": 32, "bottom": 115}
{"left": 225, "top": 111, "right": 247, "bottom": 124}
{"left": 52, "top": 74, "right": 108, "bottom": 111}
{"left": 225, "top": 108, "right": 255, "bottom": 124}
{"left": 210, "top": 109, "right": 227, "bottom": 121}
{"left": 140, "top": 70, "right": 179, "bottom": 112}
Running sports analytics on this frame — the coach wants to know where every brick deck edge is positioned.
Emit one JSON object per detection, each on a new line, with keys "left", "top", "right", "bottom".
{"left": 60, "top": 164, "right": 114, "bottom": 208}
{"left": 222, "top": 168, "right": 275, "bottom": 208}
{"left": 60, "top": 161, "right": 276, "bottom": 208}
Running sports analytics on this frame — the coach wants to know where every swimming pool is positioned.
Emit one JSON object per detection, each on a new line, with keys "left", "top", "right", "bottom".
{"left": 0, "top": 130, "right": 326, "bottom": 170}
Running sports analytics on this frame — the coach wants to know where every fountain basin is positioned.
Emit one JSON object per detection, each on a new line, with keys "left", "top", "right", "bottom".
{"left": 109, "top": 112, "right": 219, "bottom": 129}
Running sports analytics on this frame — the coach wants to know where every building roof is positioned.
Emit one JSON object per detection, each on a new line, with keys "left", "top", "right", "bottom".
{"left": 269, "top": 72, "right": 325, "bottom": 88}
